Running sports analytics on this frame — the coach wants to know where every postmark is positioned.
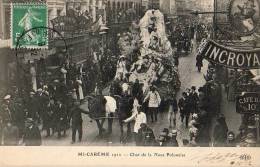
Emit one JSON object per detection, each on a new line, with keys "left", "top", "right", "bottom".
{"left": 229, "top": 0, "right": 260, "bottom": 36}
{"left": 14, "top": 26, "right": 68, "bottom": 88}
{"left": 11, "top": 3, "right": 48, "bottom": 49}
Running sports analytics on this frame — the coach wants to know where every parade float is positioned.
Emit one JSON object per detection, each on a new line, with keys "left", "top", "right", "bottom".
{"left": 115, "top": 10, "right": 181, "bottom": 97}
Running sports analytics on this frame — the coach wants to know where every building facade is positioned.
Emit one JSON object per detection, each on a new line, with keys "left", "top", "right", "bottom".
{"left": 159, "top": 0, "right": 176, "bottom": 16}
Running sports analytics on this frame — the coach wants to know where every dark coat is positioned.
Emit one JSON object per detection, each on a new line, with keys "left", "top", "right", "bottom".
{"left": 42, "top": 105, "right": 54, "bottom": 129}
{"left": 70, "top": 105, "right": 88, "bottom": 128}
{"left": 178, "top": 97, "right": 190, "bottom": 114}
{"left": 137, "top": 126, "right": 156, "bottom": 146}
{"left": 0, "top": 107, "right": 12, "bottom": 125}
{"left": 26, "top": 97, "right": 39, "bottom": 120}
{"left": 189, "top": 92, "right": 199, "bottom": 110}
{"left": 53, "top": 104, "right": 67, "bottom": 131}
{"left": 132, "top": 82, "right": 143, "bottom": 99}
{"left": 88, "top": 95, "right": 106, "bottom": 119}
{"left": 118, "top": 95, "right": 133, "bottom": 121}
{"left": 3, "top": 125, "right": 19, "bottom": 145}
{"left": 24, "top": 125, "right": 42, "bottom": 146}
{"left": 196, "top": 54, "right": 203, "bottom": 67}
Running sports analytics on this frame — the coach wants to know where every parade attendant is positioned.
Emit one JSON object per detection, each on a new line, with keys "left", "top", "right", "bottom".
{"left": 143, "top": 86, "right": 161, "bottom": 123}
{"left": 124, "top": 105, "right": 147, "bottom": 145}
{"left": 189, "top": 86, "right": 199, "bottom": 114}
{"left": 70, "top": 101, "right": 88, "bottom": 144}
{"left": 23, "top": 118, "right": 42, "bottom": 146}
{"left": 196, "top": 53, "right": 203, "bottom": 72}
{"left": 54, "top": 100, "right": 67, "bottom": 138}
{"left": 166, "top": 94, "right": 178, "bottom": 128}
{"left": 2, "top": 121, "right": 19, "bottom": 146}
{"left": 26, "top": 92, "right": 39, "bottom": 121}
{"left": 137, "top": 123, "right": 155, "bottom": 146}
{"left": 157, "top": 128, "right": 171, "bottom": 147}
{"left": 178, "top": 92, "right": 191, "bottom": 128}
{"left": 118, "top": 92, "right": 133, "bottom": 143}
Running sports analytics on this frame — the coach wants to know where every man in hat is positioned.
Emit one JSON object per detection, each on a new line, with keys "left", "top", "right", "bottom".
{"left": 143, "top": 85, "right": 161, "bottom": 123}
{"left": 26, "top": 91, "right": 39, "bottom": 121}
{"left": 23, "top": 118, "right": 42, "bottom": 146}
{"left": 178, "top": 92, "right": 191, "bottom": 128}
{"left": 157, "top": 128, "right": 171, "bottom": 147}
{"left": 137, "top": 123, "right": 155, "bottom": 146}
{"left": 2, "top": 121, "right": 19, "bottom": 145}
{"left": 70, "top": 101, "right": 89, "bottom": 144}
{"left": 189, "top": 86, "right": 199, "bottom": 114}
{"left": 168, "top": 129, "right": 179, "bottom": 147}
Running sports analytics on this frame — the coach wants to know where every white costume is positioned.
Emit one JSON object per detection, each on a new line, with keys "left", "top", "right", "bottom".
{"left": 76, "top": 80, "right": 84, "bottom": 100}
{"left": 125, "top": 111, "right": 147, "bottom": 133}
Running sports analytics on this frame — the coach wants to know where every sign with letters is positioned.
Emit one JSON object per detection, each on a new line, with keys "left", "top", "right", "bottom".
{"left": 236, "top": 92, "right": 260, "bottom": 114}
{"left": 199, "top": 39, "right": 260, "bottom": 69}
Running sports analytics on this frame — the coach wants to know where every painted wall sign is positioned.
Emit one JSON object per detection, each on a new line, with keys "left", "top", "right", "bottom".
{"left": 236, "top": 92, "right": 260, "bottom": 114}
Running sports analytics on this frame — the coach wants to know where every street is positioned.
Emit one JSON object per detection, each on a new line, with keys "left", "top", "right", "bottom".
{"left": 41, "top": 41, "right": 211, "bottom": 146}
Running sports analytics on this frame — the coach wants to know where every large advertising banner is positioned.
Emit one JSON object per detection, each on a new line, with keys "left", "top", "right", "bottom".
{"left": 199, "top": 39, "right": 260, "bottom": 69}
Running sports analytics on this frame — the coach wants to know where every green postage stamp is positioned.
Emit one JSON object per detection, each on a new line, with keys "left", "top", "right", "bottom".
{"left": 11, "top": 3, "right": 48, "bottom": 49}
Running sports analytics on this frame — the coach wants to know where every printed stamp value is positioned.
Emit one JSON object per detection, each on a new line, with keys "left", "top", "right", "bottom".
{"left": 11, "top": 3, "right": 48, "bottom": 49}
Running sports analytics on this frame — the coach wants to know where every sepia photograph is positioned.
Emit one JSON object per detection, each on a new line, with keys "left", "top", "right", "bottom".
{"left": 0, "top": 0, "right": 260, "bottom": 166}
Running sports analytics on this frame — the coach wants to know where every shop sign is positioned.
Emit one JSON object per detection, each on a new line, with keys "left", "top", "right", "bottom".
{"left": 199, "top": 39, "right": 260, "bottom": 69}
{"left": 236, "top": 92, "right": 260, "bottom": 114}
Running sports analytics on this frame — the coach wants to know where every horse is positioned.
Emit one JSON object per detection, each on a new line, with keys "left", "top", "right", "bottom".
{"left": 86, "top": 95, "right": 118, "bottom": 138}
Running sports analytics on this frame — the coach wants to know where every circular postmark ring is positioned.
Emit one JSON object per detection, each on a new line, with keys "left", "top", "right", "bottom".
{"left": 228, "top": 0, "right": 260, "bottom": 37}
{"left": 14, "top": 26, "right": 68, "bottom": 90}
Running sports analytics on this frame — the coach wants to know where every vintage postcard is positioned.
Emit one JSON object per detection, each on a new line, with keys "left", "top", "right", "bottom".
{"left": 0, "top": 0, "right": 260, "bottom": 166}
